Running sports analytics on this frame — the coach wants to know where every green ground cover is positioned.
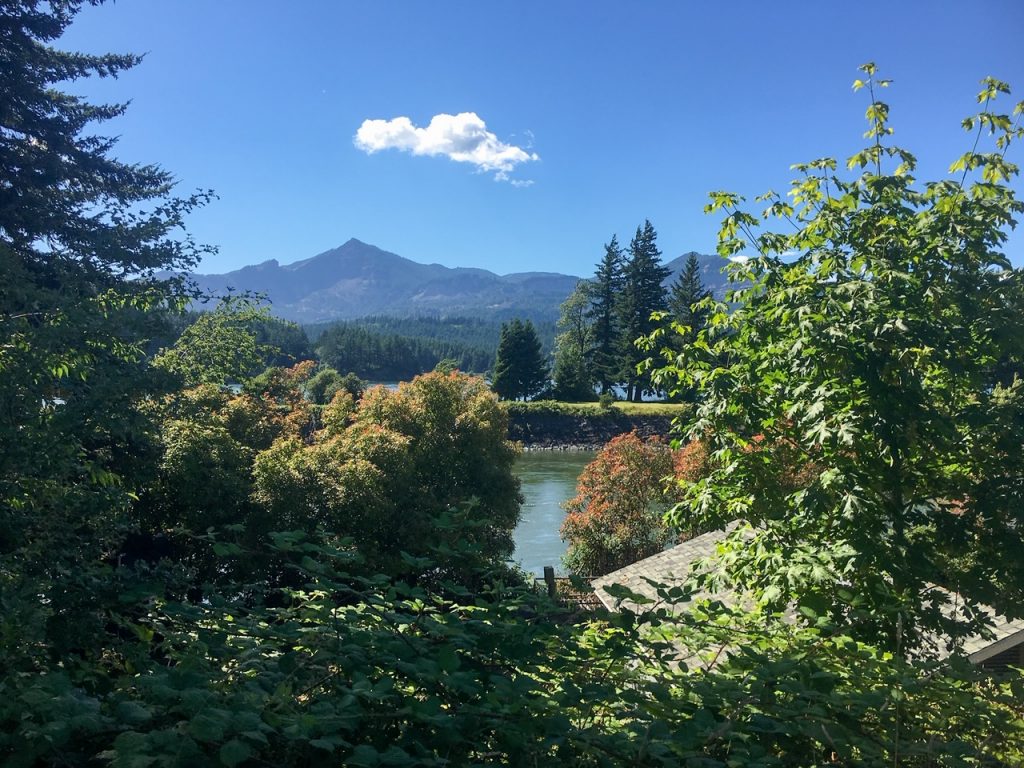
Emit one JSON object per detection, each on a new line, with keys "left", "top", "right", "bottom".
{"left": 501, "top": 400, "right": 689, "bottom": 418}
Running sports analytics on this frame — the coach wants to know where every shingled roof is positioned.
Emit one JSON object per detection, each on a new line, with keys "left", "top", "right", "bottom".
{"left": 591, "top": 526, "right": 1024, "bottom": 666}
{"left": 591, "top": 527, "right": 730, "bottom": 613}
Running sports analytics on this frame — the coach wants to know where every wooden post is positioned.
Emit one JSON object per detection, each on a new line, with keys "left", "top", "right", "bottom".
{"left": 543, "top": 566, "right": 556, "bottom": 599}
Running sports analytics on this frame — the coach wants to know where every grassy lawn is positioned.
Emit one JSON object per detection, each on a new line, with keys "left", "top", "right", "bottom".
{"left": 501, "top": 400, "right": 690, "bottom": 418}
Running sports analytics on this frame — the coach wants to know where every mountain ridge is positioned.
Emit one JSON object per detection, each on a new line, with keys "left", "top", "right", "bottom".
{"left": 187, "top": 238, "right": 731, "bottom": 324}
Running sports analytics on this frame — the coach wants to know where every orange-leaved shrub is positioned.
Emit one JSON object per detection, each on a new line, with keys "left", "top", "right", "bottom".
{"left": 562, "top": 431, "right": 821, "bottom": 578}
{"left": 560, "top": 432, "right": 674, "bottom": 577}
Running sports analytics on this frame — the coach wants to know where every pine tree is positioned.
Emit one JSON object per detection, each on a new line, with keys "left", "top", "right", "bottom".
{"left": 664, "top": 253, "right": 711, "bottom": 402}
{"left": 1, "top": 0, "right": 211, "bottom": 664}
{"left": 492, "top": 322, "right": 514, "bottom": 399}
{"left": 587, "top": 236, "right": 625, "bottom": 394}
{"left": 492, "top": 319, "right": 548, "bottom": 400}
{"left": 617, "top": 220, "right": 669, "bottom": 401}
{"left": 668, "top": 252, "right": 711, "bottom": 343}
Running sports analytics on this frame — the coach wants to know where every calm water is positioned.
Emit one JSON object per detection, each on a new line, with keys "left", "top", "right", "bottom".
{"left": 511, "top": 450, "right": 597, "bottom": 576}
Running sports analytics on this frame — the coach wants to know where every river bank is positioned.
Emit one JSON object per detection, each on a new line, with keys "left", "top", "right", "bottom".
{"left": 503, "top": 401, "right": 686, "bottom": 450}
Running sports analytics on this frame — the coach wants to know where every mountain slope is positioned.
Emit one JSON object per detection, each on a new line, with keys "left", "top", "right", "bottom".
{"left": 662, "top": 251, "right": 734, "bottom": 298}
{"left": 189, "top": 239, "right": 582, "bottom": 323}
{"left": 187, "top": 239, "right": 729, "bottom": 323}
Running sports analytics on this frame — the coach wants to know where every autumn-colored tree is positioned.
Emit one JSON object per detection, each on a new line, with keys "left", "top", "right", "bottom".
{"left": 139, "top": 368, "right": 522, "bottom": 582}
{"left": 561, "top": 432, "right": 674, "bottom": 576}
{"left": 249, "top": 371, "right": 523, "bottom": 578}
{"left": 139, "top": 366, "right": 312, "bottom": 585}
{"left": 563, "top": 431, "right": 817, "bottom": 577}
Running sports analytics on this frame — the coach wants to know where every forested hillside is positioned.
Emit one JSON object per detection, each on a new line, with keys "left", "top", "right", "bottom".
{"left": 159, "top": 312, "right": 558, "bottom": 383}
{"left": 306, "top": 314, "right": 558, "bottom": 353}
{"left": 185, "top": 238, "right": 581, "bottom": 323}
{"left": 315, "top": 322, "right": 494, "bottom": 378}
{"left": 307, "top": 315, "right": 558, "bottom": 381}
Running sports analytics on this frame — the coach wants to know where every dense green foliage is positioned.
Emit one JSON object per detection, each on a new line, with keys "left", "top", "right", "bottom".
{"left": 551, "top": 282, "right": 596, "bottom": 400}
{"left": 3, "top": 6, "right": 1023, "bottom": 764}
{"left": 147, "top": 309, "right": 311, "bottom": 370}
{"left": 10, "top": 526, "right": 1024, "bottom": 766}
{"left": 0, "top": 0, "right": 211, "bottom": 680}
{"left": 153, "top": 299, "right": 274, "bottom": 387}
{"left": 304, "top": 366, "right": 366, "bottom": 405}
{"left": 652, "top": 64, "right": 1024, "bottom": 654}
{"left": 316, "top": 322, "right": 492, "bottom": 380}
{"left": 306, "top": 313, "right": 558, "bottom": 353}
{"left": 491, "top": 318, "right": 549, "bottom": 400}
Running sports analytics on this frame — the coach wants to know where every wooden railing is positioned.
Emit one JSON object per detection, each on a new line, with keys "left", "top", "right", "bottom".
{"left": 533, "top": 565, "right": 603, "bottom": 611}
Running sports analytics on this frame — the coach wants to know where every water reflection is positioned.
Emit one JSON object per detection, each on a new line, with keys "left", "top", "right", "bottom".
{"left": 511, "top": 450, "right": 597, "bottom": 576}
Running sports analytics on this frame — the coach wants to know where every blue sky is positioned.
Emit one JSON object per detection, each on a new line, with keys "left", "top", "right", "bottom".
{"left": 62, "top": 1, "right": 1024, "bottom": 276}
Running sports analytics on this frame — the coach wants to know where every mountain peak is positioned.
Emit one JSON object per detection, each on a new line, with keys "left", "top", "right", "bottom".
{"left": 189, "top": 240, "right": 581, "bottom": 324}
{"left": 188, "top": 242, "right": 730, "bottom": 323}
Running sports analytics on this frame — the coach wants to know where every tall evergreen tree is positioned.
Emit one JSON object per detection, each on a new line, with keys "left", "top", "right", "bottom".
{"left": 492, "top": 322, "right": 514, "bottom": 399}
{"left": 617, "top": 220, "right": 669, "bottom": 400}
{"left": 665, "top": 252, "right": 711, "bottom": 402}
{"left": 492, "top": 319, "right": 548, "bottom": 401}
{"left": 668, "top": 252, "right": 711, "bottom": 343}
{"left": 587, "top": 236, "right": 625, "bottom": 394}
{"left": 551, "top": 282, "right": 594, "bottom": 401}
{"left": 0, "top": 0, "right": 211, "bottom": 668}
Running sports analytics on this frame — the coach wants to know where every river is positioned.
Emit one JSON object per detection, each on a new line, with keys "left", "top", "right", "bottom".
{"left": 511, "top": 450, "right": 597, "bottom": 576}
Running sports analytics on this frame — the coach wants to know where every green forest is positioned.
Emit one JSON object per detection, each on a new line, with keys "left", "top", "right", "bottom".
{"left": 4, "top": 2, "right": 1024, "bottom": 766}
{"left": 306, "top": 315, "right": 558, "bottom": 357}
{"left": 315, "top": 322, "right": 494, "bottom": 380}
{"left": 165, "top": 312, "right": 557, "bottom": 385}
{"left": 486, "top": 222, "right": 713, "bottom": 404}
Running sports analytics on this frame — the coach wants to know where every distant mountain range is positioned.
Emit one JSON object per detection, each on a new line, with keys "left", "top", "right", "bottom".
{"left": 186, "top": 238, "right": 731, "bottom": 324}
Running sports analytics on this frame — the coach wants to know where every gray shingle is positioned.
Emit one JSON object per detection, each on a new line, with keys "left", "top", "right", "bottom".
{"left": 592, "top": 526, "right": 1024, "bottom": 665}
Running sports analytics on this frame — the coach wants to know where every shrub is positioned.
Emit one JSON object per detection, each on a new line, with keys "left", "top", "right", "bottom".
{"left": 561, "top": 432, "right": 674, "bottom": 576}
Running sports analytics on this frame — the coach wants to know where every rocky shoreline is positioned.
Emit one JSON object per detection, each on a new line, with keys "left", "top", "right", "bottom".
{"left": 507, "top": 411, "right": 676, "bottom": 451}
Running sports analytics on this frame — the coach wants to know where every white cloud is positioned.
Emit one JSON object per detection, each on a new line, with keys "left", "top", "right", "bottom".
{"left": 354, "top": 112, "right": 538, "bottom": 183}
